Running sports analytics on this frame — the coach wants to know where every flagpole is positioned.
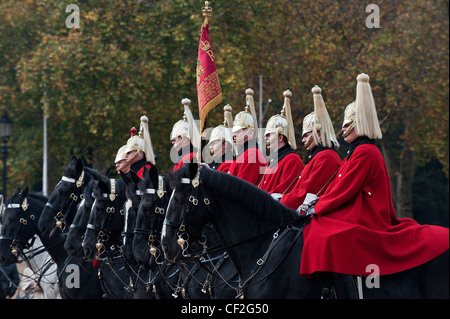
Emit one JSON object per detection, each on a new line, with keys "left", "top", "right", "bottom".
{"left": 197, "top": 1, "right": 213, "bottom": 165}
{"left": 202, "top": 1, "right": 212, "bottom": 25}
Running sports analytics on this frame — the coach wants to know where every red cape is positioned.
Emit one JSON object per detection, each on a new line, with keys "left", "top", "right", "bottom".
{"left": 281, "top": 148, "right": 341, "bottom": 209}
{"left": 173, "top": 152, "right": 196, "bottom": 172}
{"left": 215, "top": 160, "right": 233, "bottom": 173}
{"left": 228, "top": 147, "right": 266, "bottom": 185}
{"left": 300, "top": 143, "right": 449, "bottom": 277}
{"left": 258, "top": 152, "right": 304, "bottom": 194}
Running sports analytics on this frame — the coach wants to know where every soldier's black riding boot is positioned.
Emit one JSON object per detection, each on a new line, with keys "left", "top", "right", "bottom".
{"left": 332, "top": 273, "right": 359, "bottom": 299}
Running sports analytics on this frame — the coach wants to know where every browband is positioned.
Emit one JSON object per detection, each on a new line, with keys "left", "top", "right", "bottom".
{"left": 181, "top": 178, "right": 191, "bottom": 184}
{"left": 136, "top": 189, "right": 156, "bottom": 195}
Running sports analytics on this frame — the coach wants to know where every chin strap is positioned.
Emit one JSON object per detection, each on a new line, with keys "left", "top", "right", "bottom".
{"left": 116, "top": 150, "right": 140, "bottom": 172}
{"left": 303, "top": 135, "right": 313, "bottom": 148}
{"left": 233, "top": 129, "right": 249, "bottom": 145}
{"left": 209, "top": 139, "right": 224, "bottom": 157}
{"left": 342, "top": 122, "right": 356, "bottom": 138}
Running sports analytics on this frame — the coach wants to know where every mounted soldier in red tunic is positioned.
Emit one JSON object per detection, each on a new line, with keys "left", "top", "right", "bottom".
{"left": 116, "top": 115, "right": 155, "bottom": 179}
{"left": 258, "top": 89, "right": 304, "bottom": 197}
{"left": 170, "top": 98, "right": 199, "bottom": 172}
{"left": 228, "top": 89, "right": 266, "bottom": 185}
{"left": 281, "top": 85, "right": 341, "bottom": 210}
{"left": 300, "top": 74, "right": 449, "bottom": 280}
{"left": 207, "top": 104, "right": 235, "bottom": 172}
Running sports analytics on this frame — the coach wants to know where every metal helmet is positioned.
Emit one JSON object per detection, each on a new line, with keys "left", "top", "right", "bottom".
{"left": 264, "top": 90, "right": 296, "bottom": 149}
{"left": 114, "top": 145, "right": 127, "bottom": 164}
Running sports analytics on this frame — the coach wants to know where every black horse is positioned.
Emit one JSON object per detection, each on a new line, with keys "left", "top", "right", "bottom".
{"left": 64, "top": 179, "right": 97, "bottom": 258}
{"left": 0, "top": 187, "right": 103, "bottom": 299}
{"left": 132, "top": 166, "right": 184, "bottom": 298}
{"left": 162, "top": 164, "right": 449, "bottom": 299}
{"left": 39, "top": 156, "right": 99, "bottom": 239}
{"left": 136, "top": 166, "right": 237, "bottom": 299}
{"left": 120, "top": 170, "right": 143, "bottom": 266}
{"left": 83, "top": 175, "right": 133, "bottom": 299}
{"left": 120, "top": 169, "right": 164, "bottom": 299}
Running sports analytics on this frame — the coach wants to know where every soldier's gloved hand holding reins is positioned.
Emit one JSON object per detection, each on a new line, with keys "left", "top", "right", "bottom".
{"left": 296, "top": 193, "right": 319, "bottom": 215}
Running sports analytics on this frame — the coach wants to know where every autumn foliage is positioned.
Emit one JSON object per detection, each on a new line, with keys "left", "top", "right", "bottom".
{"left": 0, "top": 0, "right": 448, "bottom": 221}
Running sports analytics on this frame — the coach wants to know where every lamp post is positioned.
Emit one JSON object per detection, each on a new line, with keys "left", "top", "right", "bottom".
{"left": 0, "top": 110, "right": 13, "bottom": 198}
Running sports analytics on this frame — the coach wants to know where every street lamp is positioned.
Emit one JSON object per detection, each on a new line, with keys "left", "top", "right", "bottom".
{"left": 0, "top": 110, "right": 13, "bottom": 198}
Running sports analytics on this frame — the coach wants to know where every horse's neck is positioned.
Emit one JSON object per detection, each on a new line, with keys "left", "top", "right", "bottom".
{"left": 38, "top": 233, "right": 67, "bottom": 269}
{"left": 211, "top": 199, "right": 281, "bottom": 279}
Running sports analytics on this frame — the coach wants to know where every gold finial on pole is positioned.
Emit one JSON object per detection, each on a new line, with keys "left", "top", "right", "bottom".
{"left": 202, "top": 1, "right": 213, "bottom": 18}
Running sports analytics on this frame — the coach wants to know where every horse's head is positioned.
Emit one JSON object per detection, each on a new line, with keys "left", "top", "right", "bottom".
{"left": 120, "top": 169, "right": 143, "bottom": 265}
{"left": 83, "top": 175, "right": 126, "bottom": 262}
{"left": 39, "top": 156, "right": 85, "bottom": 238}
{"left": 161, "top": 163, "right": 212, "bottom": 262}
{"left": 0, "top": 187, "right": 38, "bottom": 264}
{"left": 64, "top": 179, "right": 96, "bottom": 258}
{"left": 133, "top": 166, "right": 169, "bottom": 267}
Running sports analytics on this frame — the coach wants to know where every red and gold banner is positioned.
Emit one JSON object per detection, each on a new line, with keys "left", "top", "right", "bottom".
{"left": 197, "top": 19, "right": 222, "bottom": 133}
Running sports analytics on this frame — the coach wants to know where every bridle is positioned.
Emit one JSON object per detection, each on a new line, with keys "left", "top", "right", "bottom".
{"left": 44, "top": 171, "right": 85, "bottom": 234}
{"left": 0, "top": 198, "right": 36, "bottom": 257}
{"left": 133, "top": 175, "right": 167, "bottom": 264}
{"left": 86, "top": 179, "right": 124, "bottom": 259}
{"left": 163, "top": 168, "right": 312, "bottom": 299}
{"left": 163, "top": 171, "right": 214, "bottom": 259}
{"left": 0, "top": 197, "right": 64, "bottom": 262}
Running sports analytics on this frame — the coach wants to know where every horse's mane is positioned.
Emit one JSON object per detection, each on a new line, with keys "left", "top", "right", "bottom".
{"left": 82, "top": 179, "right": 97, "bottom": 204}
{"left": 62, "top": 159, "right": 99, "bottom": 181}
{"left": 170, "top": 165, "right": 297, "bottom": 225}
{"left": 84, "top": 166, "right": 100, "bottom": 180}
{"left": 5, "top": 189, "right": 47, "bottom": 214}
{"left": 26, "top": 193, "right": 47, "bottom": 212}
{"left": 28, "top": 192, "right": 49, "bottom": 203}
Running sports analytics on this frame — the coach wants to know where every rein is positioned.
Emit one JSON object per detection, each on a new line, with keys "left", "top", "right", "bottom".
{"left": 165, "top": 175, "right": 310, "bottom": 257}
{"left": 86, "top": 179, "right": 124, "bottom": 259}
{"left": 165, "top": 172, "right": 312, "bottom": 298}
{"left": 45, "top": 171, "right": 85, "bottom": 234}
{"left": 0, "top": 198, "right": 65, "bottom": 263}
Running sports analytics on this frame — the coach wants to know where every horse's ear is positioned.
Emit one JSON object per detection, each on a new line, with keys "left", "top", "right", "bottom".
{"left": 70, "top": 155, "right": 77, "bottom": 165}
{"left": 75, "top": 158, "right": 84, "bottom": 178}
{"left": 97, "top": 177, "right": 109, "bottom": 194}
{"left": 22, "top": 186, "right": 29, "bottom": 198}
{"left": 189, "top": 162, "right": 198, "bottom": 179}
{"left": 147, "top": 166, "right": 158, "bottom": 187}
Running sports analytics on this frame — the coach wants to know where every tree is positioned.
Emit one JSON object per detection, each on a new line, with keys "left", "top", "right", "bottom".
{"left": 1, "top": 0, "right": 448, "bottom": 223}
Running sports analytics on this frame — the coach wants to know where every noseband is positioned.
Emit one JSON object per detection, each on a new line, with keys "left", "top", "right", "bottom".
{"left": 86, "top": 179, "right": 124, "bottom": 257}
{"left": 0, "top": 198, "right": 64, "bottom": 262}
{"left": 133, "top": 175, "right": 168, "bottom": 262}
{"left": 45, "top": 171, "right": 85, "bottom": 233}
{"left": 163, "top": 172, "right": 214, "bottom": 257}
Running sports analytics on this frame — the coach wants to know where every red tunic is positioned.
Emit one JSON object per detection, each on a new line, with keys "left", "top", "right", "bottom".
{"left": 258, "top": 147, "right": 304, "bottom": 194}
{"left": 227, "top": 145, "right": 266, "bottom": 186}
{"left": 300, "top": 140, "right": 449, "bottom": 277}
{"left": 215, "top": 160, "right": 233, "bottom": 173}
{"left": 173, "top": 152, "right": 196, "bottom": 172}
{"left": 281, "top": 148, "right": 341, "bottom": 209}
